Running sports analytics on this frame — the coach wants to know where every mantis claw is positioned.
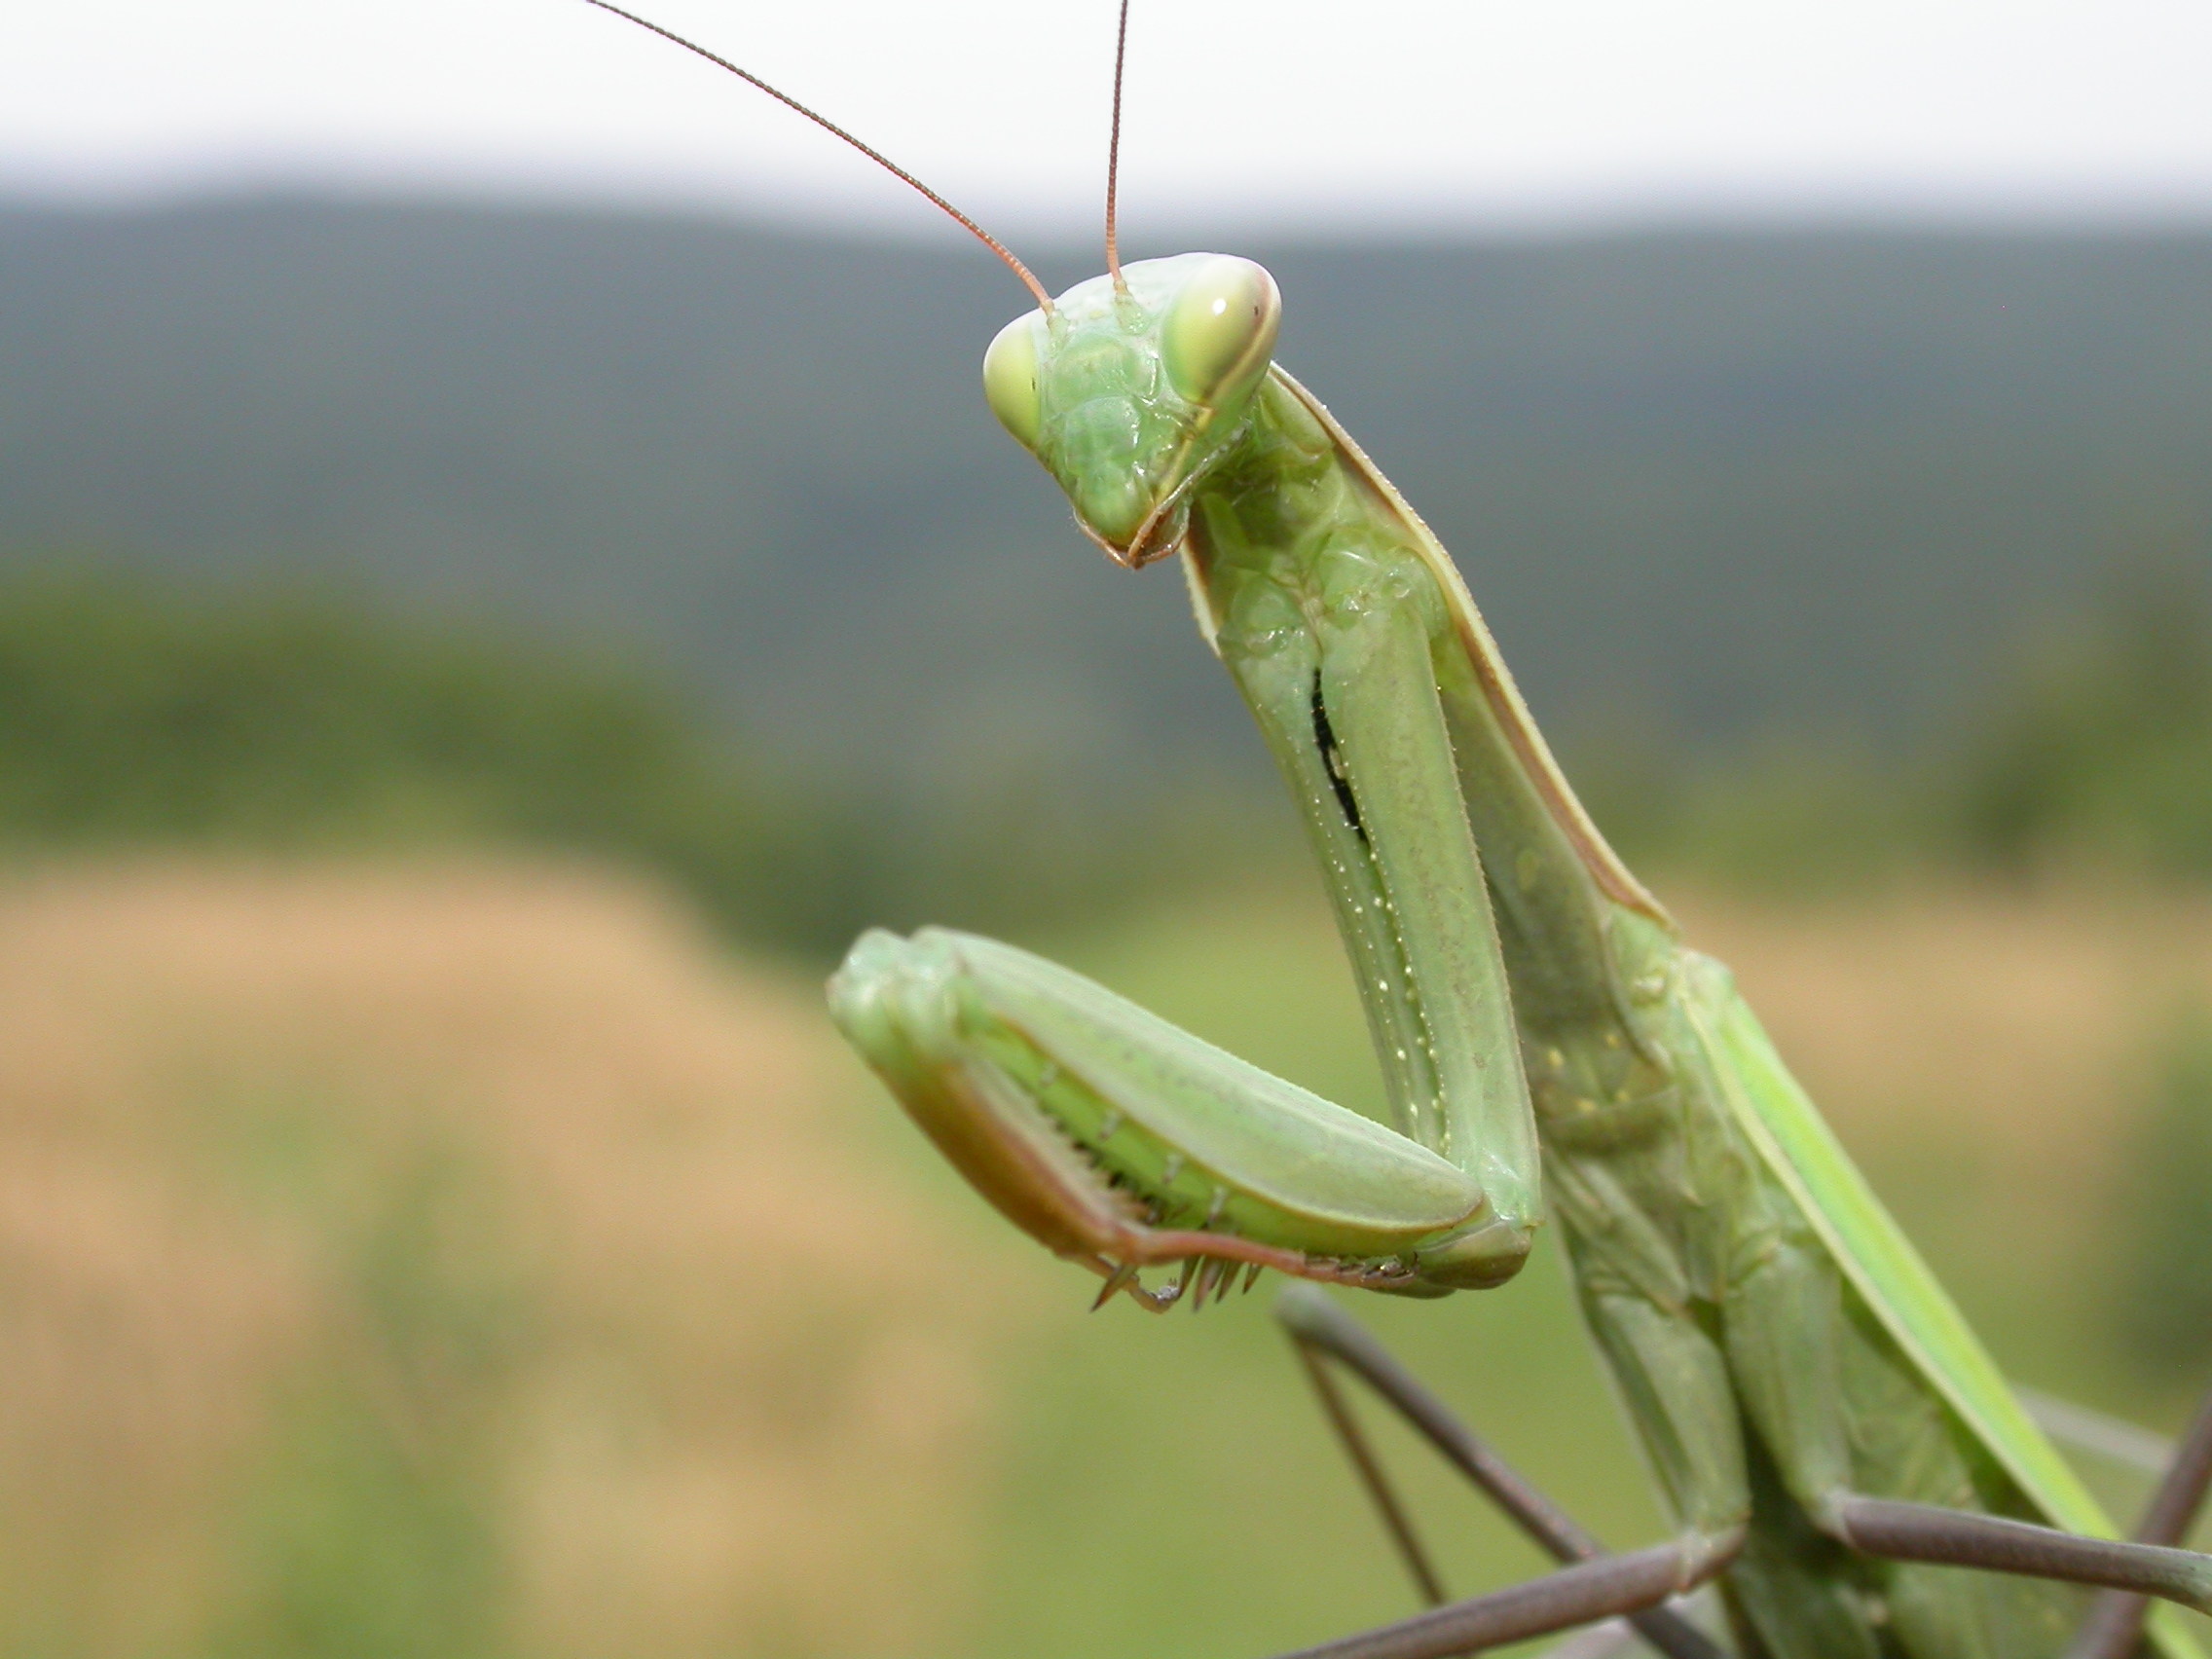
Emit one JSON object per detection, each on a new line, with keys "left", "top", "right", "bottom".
{"left": 1196, "top": 1256, "right": 1235, "bottom": 1310}
{"left": 1092, "top": 1260, "right": 1141, "bottom": 1311}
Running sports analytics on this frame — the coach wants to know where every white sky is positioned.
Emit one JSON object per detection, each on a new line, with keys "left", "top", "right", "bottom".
{"left": 6, "top": 0, "right": 2212, "bottom": 241}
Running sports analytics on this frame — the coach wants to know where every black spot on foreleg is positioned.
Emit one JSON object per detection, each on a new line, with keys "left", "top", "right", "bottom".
{"left": 1310, "top": 672, "right": 1369, "bottom": 845}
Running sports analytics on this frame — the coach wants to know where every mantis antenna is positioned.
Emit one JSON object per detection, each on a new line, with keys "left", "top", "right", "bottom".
{"left": 578, "top": 0, "right": 1054, "bottom": 312}
{"left": 1103, "top": 0, "right": 1131, "bottom": 291}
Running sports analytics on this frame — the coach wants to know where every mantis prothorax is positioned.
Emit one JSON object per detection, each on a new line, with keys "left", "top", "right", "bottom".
{"left": 578, "top": 6, "right": 2212, "bottom": 1655}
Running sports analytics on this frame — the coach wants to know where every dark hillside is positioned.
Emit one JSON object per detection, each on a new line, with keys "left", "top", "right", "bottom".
{"left": 4, "top": 199, "right": 2209, "bottom": 811}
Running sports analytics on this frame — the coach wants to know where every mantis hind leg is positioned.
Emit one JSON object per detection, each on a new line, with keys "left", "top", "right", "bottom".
{"left": 1723, "top": 1233, "right": 2212, "bottom": 1641}
{"left": 2065, "top": 1382, "right": 2212, "bottom": 1659}
{"left": 1271, "top": 1540, "right": 1739, "bottom": 1659}
{"left": 1531, "top": 1621, "right": 1673, "bottom": 1659}
{"left": 1274, "top": 1285, "right": 1730, "bottom": 1659}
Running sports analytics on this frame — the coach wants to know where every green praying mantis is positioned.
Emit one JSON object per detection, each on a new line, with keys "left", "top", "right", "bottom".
{"left": 582, "top": 5, "right": 2212, "bottom": 1654}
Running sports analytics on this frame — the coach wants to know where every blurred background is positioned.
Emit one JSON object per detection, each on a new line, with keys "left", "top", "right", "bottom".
{"left": 2, "top": 1, "right": 2211, "bottom": 1654}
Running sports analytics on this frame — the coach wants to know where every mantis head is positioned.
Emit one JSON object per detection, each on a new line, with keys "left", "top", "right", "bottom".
{"left": 983, "top": 253, "right": 1281, "bottom": 569}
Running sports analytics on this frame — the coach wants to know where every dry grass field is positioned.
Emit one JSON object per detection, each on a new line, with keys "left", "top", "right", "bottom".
{"left": 0, "top": 858, "right": 2205, "bottom": 1658}
{"left": 0, "top": 860, "right": 1022, "bottom": 1659}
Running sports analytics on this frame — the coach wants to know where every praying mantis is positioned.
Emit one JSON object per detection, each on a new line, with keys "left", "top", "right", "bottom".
{"left": 580, "top": 5, "right": 2212, "bottom": 1654}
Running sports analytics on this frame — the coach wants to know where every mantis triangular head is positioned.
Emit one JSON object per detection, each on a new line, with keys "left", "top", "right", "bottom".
{"left": 983, "top": 254, "right": 1281, "bottom": 569}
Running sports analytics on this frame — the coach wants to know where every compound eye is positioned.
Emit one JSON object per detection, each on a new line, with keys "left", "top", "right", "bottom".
{"left": 982, "top": 311, "right": 1045, "bottom": 451}
{"left": 1161, "top": 256, "right": 1281, "bottom": 407}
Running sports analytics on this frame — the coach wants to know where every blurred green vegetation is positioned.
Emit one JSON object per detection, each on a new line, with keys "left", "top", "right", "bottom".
{"left": 0, "top": 568, "right": 1275, "bottom": 957}
{"left": 4, "top": 563, "right": 2209, "bottom": 969}
{"left": 0, "top": 567, "right": 807, "bottom": 937}
{"left": 1959, "top": 572, "right": 2212, "bottom": 878}
{"left": 2115, "top": 1013, "right": 2212, "bottom": 1376}
{"left": 1579, "top": 568, "right": 2212, "bottom": 892}
{"left": 204, "top": 1147, "right": 525, "bottom": 1659}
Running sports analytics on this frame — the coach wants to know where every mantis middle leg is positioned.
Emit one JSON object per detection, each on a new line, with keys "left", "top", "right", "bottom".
{"left": 1726, "top": 1233, "right": 2212, "bottom": 1655}
{"left": 1277, "top": 1285, "right": 1728, "bottom": 1659}
{"left": 2068, "top": 1384, "right": 2212, "bottom": 1659}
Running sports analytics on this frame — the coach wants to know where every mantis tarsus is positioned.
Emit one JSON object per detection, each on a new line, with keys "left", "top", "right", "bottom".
{"left": 581, "top": 6, "right": 2212, "bottom": 1654}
